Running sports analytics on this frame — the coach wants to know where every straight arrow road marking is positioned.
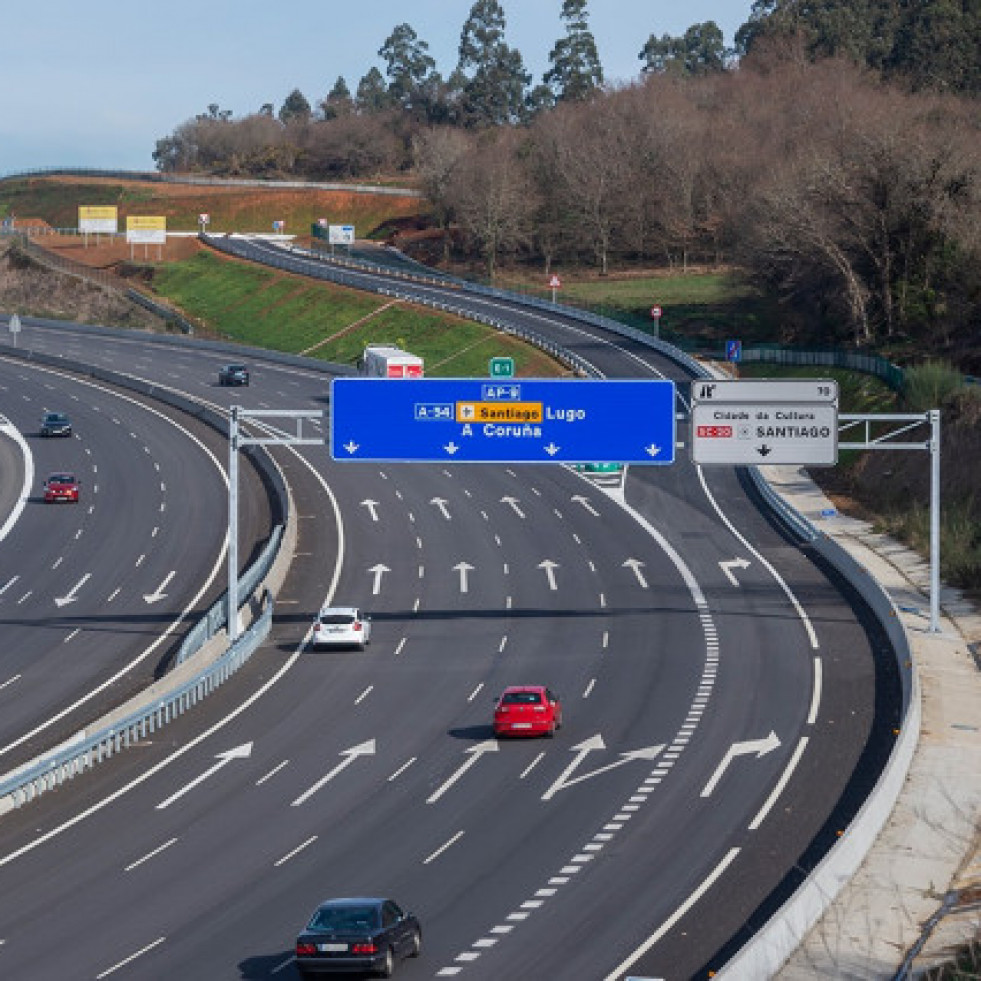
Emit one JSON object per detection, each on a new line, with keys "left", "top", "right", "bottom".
{"left": 542, "top": 736, "right": 664, "bottom": 800}
{"left": 292, "top": 740, "right": 377, "bottom": 806}
{"left": 719, "top": 558, "right": 751, "bottom": 586}
{"left": 700, "top": 732, "right": 781, "bottom": 797}
{"left": 571, "top": 495, "right": 599, "bottom": 516}
{"left": 538, "top": 560, "right": 559, "bottom": 591}
{"left": 454, "top": 562, "right": 474, "bottom": 593}
{"left": 501, "top": 496, "right": 525, "bottom": 518}
{"left": 427, "top": 740, "right": 498, "bottom": 804}
{"left": 143, "top": 571, "right": 176, "bottom": 605}
{"left": 368, "top": 564, "right": 390, "bottom": 595}
{"left": 156, "top": 743, "right": 253, "bottom": 809}
{"left": 623, "top": 558, "right": 648, "bottom": 588}
{"left": 431, "top": 497, "right": 451, "bottom": 520}
{"left": 360, "top": 499, "right": 380, "bottom": 521}
{"left": 54, "top": 572, "right": 91, "bottom": 608}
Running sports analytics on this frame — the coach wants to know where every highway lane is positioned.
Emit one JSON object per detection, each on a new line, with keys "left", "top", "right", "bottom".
{"left": 0, "top": 302, "right": 895, "bottom": 979}
{"left": 0, "top": 356, "right": 270, "bottom": 771}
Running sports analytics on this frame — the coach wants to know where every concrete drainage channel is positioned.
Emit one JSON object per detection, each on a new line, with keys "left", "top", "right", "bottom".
{"left": 0, "top": 343, "right": 294, "bottom": 815}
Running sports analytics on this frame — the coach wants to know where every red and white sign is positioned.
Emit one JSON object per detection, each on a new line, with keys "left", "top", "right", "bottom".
{"left": 651, "top": 306, "right": 662, "bottom": 319}
{"left": 199, "top": 213, "right": 210, "bottom": 225}
{"left": 548, "top": 275, "right": 562, "bottom": 289}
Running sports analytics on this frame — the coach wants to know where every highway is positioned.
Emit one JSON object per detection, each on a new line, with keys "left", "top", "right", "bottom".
{"left": 0, "top": 264, "right": 900, "bottom": 980}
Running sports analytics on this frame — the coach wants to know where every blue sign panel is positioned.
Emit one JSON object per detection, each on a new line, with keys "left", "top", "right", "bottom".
{"left": 726, "top": 339, "right": 742, "bottom": 363}
{"left": 330, "top": 378, "right": 676, "bottom": 464}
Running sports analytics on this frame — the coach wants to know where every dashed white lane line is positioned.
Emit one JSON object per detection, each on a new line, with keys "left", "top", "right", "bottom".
{"left": 388, "top": 757, "right": 416, "bottom": 782}
{"left": 124, "top": 837, "right": 178, "bottom": 872}
{"left": 256, "top": 761, "right": 289, "bottom": 786}
{"left": 424, "top": 830, "right": 464, "bottom": 865}
{"left": 274, "top": 836, "right": 317, "bottom": 867}
{"left": 96, "top": 937, "right": 166, "bottom": 978}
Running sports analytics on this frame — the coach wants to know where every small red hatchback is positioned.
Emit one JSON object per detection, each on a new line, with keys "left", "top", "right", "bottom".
{"left": 43, "top": 472, "right": 80, "bottom": 503}
{"left": 493, "top": 685, "right": 562, "bottom": 738}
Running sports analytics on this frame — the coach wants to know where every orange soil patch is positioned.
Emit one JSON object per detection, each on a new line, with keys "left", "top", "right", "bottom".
{"left": 34, "top": 233, "right": 203, "bottom": 268}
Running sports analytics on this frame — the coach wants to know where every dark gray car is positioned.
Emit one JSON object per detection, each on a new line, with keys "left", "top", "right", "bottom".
{"left": 39, "top": 412, "right": 72, "bottom": 437}
{"left": 218, "top": 363, "right": 250, "bottom": 386}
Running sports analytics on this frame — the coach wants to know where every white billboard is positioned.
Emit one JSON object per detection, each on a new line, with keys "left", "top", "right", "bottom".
{"left": 79, "top": 206, "right": 118, "bottom": 234}
{"left": 328, "top": 224, "right": 355, "bottom": 245}
{"left": 126, "top": 216, "right": 167, "bottom": 245}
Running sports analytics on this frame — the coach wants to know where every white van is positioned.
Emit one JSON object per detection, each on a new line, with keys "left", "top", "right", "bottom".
{"left": 360, "top": 344, "right": 424, "bottom": 379}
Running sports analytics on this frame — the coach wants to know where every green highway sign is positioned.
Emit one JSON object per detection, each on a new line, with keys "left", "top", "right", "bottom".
{"left": 489, "top": 356, "right": 515, "bottom": 378}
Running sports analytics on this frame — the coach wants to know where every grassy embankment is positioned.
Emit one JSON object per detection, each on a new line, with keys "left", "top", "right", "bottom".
{"left": 152, "top": 251, "right": 563, "bottom": 378}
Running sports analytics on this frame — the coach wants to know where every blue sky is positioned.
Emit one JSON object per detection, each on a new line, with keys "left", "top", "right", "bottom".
{"left": 0, "top": 1, "right": 751, "bottom": 175}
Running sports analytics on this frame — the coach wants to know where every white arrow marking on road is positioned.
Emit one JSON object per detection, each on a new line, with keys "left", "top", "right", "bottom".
{"left": 427, "top": 739, "right": 499, "bottom": 804}
{"left": 431, "top": 498, "right": 451, "bottom": 520}
{"left": 571, "top": 495, "right": 599, "bottom": 516}
{"left": 156, "top": 743, "right": 253, "bottom": 809}
{"left": 544, "top": 442, "right": 560, "bottom": 456}
{"left": 143, "top": 570, "right": 177, "bottom": 605}
{"left": 343, "top": 440, "right": 359, "bottom": 455}
{"left": 622, "top": 559, "right": 649, "bottom": 588}
{"left": 453, "top": 562, "right": 475, "bottom": 593}
{"left": 360, "top": 499, "right": 380, "bottom": 522}
{"left": 368, "top": 564, "right": 391, "bottom": 595}
{"left": 292, "top": 739, "right": 377, "bottom": 806}
{"left": 538, "top": 560, "right": 559, "bottom": 591}
{"left": 542, "top": 736, "right": 665, "bottom": 800}
{"left": 501, "top": 496, "right": 525, "bottom": 518}
{"left": 54, "top": 572, "right": 91, "bottom": 608}
{"left": 444, "top": 442, "right": 459, "bottom": 455}
{"left": 700, "top": 731, "right": 781, "bottom": 798}
{"left": 719, "top": 557, "right": 751, "bottom": 586}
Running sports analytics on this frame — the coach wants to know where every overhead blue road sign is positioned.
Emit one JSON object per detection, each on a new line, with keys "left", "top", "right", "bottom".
{"left": 330, "top": 378, "right": 676, "bottom": 464}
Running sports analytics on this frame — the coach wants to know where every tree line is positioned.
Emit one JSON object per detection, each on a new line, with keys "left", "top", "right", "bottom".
{"left": 152, "top": 0, "right": 980, "bottom": 359}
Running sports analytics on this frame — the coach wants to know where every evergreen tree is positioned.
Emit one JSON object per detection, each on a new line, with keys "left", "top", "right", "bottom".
{"left": 544, "top": 0, "right": 604, "bottom": 102}
{"left": 457, "top": 0, "right": 531, "bottom": 126}
{"left": 378, "top": 23, "right": 438, "bottom": 110}
{"left": 356, "top": 67, "right": 390, "bottom": 113}
{"left": 640, "top": 21, "right": 726, "bottom": 76}
{"left": 321, "top": 77, "right": 353, "bottom": 119}
{"left": 279, "top": 89, "right": 312, "bottom": 124}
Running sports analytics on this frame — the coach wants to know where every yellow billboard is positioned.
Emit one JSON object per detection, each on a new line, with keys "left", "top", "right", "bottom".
{"left": 78, "top": 205, "right": 118, "bottom": 233}
{"left": 126, "top": 215, "right": 167, "bottom": 244}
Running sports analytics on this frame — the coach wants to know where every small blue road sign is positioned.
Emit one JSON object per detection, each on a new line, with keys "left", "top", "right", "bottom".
{"left": 726, "top": 339, "right": 742, "bottom": 362}
{"left": 330, "top": 378, "right": 676, "bottom": 464}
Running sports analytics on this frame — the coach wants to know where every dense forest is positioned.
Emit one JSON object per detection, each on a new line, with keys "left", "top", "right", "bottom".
{"left": 152, "top": 0, "right": 981, "bottom": 367}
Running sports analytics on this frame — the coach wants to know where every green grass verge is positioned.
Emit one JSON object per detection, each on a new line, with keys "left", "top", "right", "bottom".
{"left": 152, "top": 251, "right": 563, "bottom": 378}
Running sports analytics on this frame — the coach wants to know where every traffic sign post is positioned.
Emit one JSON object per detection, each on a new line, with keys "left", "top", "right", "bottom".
{"left": 650, "top": 305, "right": 662, "bottom": 338}
{"left": 691, "top": 377, "right": 839, "bottom": 466}
{"left": 330, "top": 378, "right": 676, "bottom": 464}
{"left": 548, "top": 274, "right": 562, "bottom": 303}
{"left": 8, "top": 313, "right": 21, "bottom": 348}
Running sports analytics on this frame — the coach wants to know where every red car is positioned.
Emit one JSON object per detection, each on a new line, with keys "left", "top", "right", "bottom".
{"left": 493, "top": 685, "right": 562, "bottom": 738}
{"left": 43, "top": 472, "right": 80, "bottom": 503}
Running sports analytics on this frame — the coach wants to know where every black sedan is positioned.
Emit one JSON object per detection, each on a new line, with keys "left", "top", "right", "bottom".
{"left": 295, "top": 897, "right": 421, "bottom": 977}
{"left": 39, "top": 411, "right": 72, "bottom": 437}
{"left": 218, "top": 363, "right": 249, "bottom": 386}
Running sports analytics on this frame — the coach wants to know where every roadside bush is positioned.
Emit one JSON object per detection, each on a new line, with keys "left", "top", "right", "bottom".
{"left": 903, "top": 360, "right": 967, "bottom": 411}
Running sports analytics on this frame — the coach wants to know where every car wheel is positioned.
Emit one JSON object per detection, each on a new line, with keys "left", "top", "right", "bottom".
{"left": 376, "top": 946, "right": 395, "bottom": 977}
{"left": 408, "top": 928, "right": 422, "bottom": 958}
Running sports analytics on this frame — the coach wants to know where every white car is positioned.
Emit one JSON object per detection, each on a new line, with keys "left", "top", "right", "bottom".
{"left": 312, "top": 606, "right": 371, "bottom": 650}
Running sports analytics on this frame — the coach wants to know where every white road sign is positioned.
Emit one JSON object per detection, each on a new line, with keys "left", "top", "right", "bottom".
{"left": 692, "top": 379, "right": 838, "bottom": 403}
{"left": 692, "top": 402, "right": 838, "bottom": 465}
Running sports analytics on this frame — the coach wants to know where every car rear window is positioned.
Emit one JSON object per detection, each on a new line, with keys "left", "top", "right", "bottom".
{"left": 320, "top": 614, "right": 356, "bottom": 625}
{"left": 501, "top": 691, "right": 543, "bottom": 705}
{"left": 309, "top": 906, "right": 380, "bottom": 932}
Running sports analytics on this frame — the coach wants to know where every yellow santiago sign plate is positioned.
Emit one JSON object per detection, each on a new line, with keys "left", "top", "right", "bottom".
{"left": 455, "top": 402, "right": 543, "bottom": 423}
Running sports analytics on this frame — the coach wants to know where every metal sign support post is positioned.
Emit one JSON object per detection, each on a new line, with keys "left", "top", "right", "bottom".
{"left": 227, "top": 406, "right": 324, "bottom": 643}
{"left": 838, "top": 411, "right": 942, "bottom": 633}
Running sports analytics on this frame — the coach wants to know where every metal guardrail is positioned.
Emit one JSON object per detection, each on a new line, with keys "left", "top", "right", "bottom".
{"left": 0, "top": 595, "right": 273, "bottom": 808}
{"left": 0, "top": 344, "right": 290, "bottom": 811}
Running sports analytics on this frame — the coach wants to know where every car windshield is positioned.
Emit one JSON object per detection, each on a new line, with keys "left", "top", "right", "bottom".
{"left": 309, "top": 905, "right": 380, "bottom": 932}
{"left": 320, "top": 613, "right": 356, "bottom": 625}
{"left": 501, "top": 691, "right": 543, "bottom": 705}
{"left": 45, "top": 413, "right": 68, "bottom": 423}
{"left": 227, "top": 365, "right": 245, "bottom": 372}
{"left": 49, "top": 474, "right": 75, "bottom": 484}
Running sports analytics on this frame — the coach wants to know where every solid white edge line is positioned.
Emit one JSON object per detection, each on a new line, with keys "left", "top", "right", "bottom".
{"left": 603, "top": 847, "right": 741, "bottom": 981}
{"left": 0, "top": 422, "right": 33, "bottom": 543}
{"left": 696, "top": 466, "right": 819, "bottom": 649}
{"left": 749, "top": 736, "right": 810, "bottom": 831}
{"left": 0, "top": 437, "right": 346, "bottom": 869}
